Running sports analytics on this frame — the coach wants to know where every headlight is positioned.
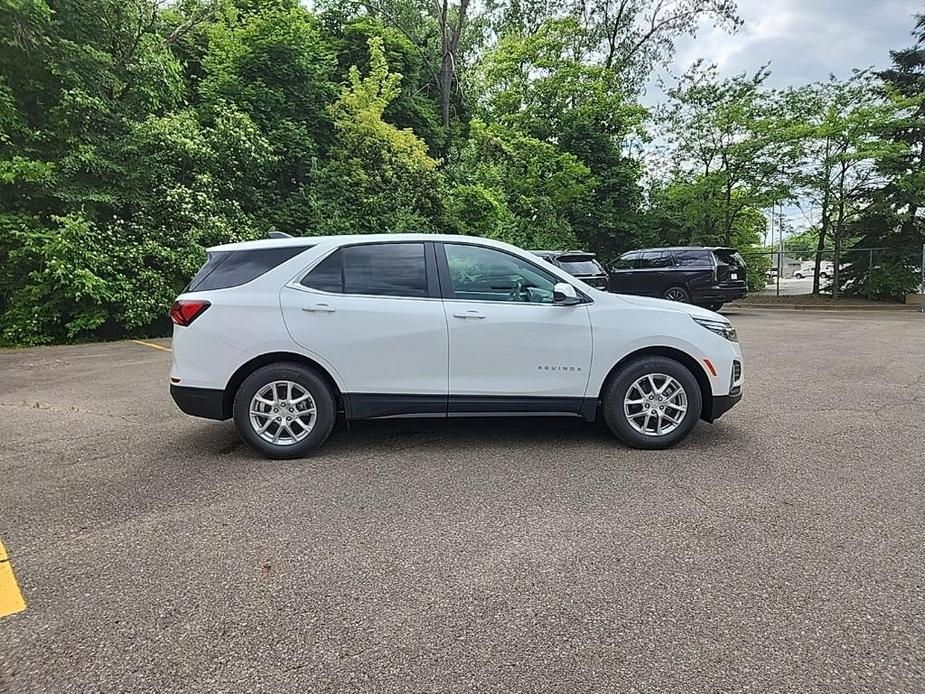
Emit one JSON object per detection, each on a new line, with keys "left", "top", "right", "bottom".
{"left": 691, "top": 316, "right": 738, "bottom": 342}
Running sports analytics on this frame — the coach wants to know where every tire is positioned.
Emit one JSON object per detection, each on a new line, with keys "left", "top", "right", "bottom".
{"left": 794, "top": 272, "right": 804, "bottom": 279}
{"left": 705, "top": 302, "right": 724, "bottom": 312}
{"left": 233, "top": 362, "right": 336, "bottom": 459}
{"left": 662, "top": 286, "right": 690, "bottom": 303}
{"left": 601, "top": 356, "right": 703, "bottom": 450}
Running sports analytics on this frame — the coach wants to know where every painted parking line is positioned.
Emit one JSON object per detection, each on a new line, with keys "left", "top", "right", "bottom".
{"left": 0, "top": 540, "right": 26, "bottom": 618}
{"left": 131, "top": 339, "right": 172, "bottom": 353}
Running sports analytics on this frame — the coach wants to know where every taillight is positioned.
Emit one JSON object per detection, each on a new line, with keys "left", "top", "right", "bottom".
{"left": 170, "top": 299, "right": 210, "bottom": 326}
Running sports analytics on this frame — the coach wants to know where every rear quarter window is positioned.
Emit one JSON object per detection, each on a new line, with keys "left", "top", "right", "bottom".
{"left": 673, "top": 250, "right": 713, "bottom": 267}
{"left": 713, "top": 249, "right": 747, "bottom": 268}
{"left": 557, "top": 257, "right": 605, "bottom": 275}
{"left": 187, "top": 246, "right": 311, "bottom": 291}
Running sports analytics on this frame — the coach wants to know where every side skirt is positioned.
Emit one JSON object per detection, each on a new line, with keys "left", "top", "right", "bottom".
{"left": 343, "top": 394, "right": 598, "bottom": 422}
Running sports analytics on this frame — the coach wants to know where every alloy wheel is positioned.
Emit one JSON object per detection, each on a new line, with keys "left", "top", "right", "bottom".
{"left": 623, "top": 373, "right": 688, "bottom": 437}
{"left": 249, "top": 380, "right": 317, "bottom": 446}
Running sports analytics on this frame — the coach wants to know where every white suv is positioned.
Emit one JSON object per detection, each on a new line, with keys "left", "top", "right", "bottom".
{"left": 169, "top": 234, "right": 743, "bottom": 458}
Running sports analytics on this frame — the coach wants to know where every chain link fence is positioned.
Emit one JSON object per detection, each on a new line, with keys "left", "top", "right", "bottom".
{"left": 740, "top": 245, "right": 925, "bottom": 301}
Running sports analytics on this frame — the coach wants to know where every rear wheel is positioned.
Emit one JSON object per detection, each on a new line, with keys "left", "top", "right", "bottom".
{"left": 233, "top": 363, "right": 336, "bottom": 459}
{"left": 663, "top": 286, "right": 690, "bottom": 303}
{"left": 705, "top": 302, "right": 724, "bottom": 312}
{"left": 601, "top": 356, "right": 702, "bottom": 450}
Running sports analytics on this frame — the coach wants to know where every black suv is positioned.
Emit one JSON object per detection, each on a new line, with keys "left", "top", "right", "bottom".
{"left": 530, "top": 250, "right": 610, "bottom": 291}
{"left": 610, "top": 247, "right": 748, "bottom": 310}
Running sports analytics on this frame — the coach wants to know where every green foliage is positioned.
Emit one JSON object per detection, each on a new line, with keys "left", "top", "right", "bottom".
{"left": 311, "top": 37, "right": 444, "bottom": 234}
{"left": 447, "top": 120, "right": 593, "bottom": 249}
{"left": 0, "top": 1, "right": 922, "bottom": 345}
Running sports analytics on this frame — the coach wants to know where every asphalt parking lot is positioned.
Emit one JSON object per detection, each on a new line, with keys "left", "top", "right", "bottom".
{"left": 1, "top": 310, "right": 923, "bottom": 693}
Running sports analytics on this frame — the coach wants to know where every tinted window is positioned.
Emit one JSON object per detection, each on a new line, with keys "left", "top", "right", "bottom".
{"left": 673, "top": 250, "right": 713, "bottom": 267}
{"left": 188, "top": 246, "right": 310, "bottom": 291}
{"left": 445, "top": 244, "right": 556, "bottom": 303}
{"left": 637, "top": 252, "right": 673, "bottom": 269}
{"left": 612, "top": 253, "right": 638, "bottom": 270}
{"left": 557, "top": 256, "right": 605, "bottom": 275}
{"left": 714, "top": 248, "right": 747, "bottom": 269}
{"left": 343, "top": 243, "right": 428, "bottom": 297}
{"left": 301, "top": 249, "right": 344, "bottom": 293}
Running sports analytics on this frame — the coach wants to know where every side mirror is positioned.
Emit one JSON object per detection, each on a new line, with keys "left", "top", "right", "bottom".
{"left": 553, "top": 282, "right": 581, "bottom": 305}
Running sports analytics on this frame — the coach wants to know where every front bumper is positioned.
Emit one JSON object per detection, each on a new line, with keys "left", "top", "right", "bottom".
{"left": 707, "top": 387, "right": 742, "bottom": 422}
{"left": 171, "top": 384, "right": 228, "bottom": 420}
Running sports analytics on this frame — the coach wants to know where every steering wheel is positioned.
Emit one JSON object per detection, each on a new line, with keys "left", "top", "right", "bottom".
{"left": 506, "top": 278, "right": 526, "bottom": 302}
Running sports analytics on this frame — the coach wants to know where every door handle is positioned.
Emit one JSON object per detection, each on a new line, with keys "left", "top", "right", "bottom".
{"left": 452, "top": 309, "right": 486, "bottom": 319}
{"left": 302, "top": 303, "right": 336, "bottom": 313}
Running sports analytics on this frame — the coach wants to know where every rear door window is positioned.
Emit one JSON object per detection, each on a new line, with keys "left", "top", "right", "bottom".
{"left": 187, "top": 246, "right": 311, "bottom": 291}
{"left": 344, "top": 243, "right": 429, "bottom": 298}
{"left": 637, "top": 252, "right": 673, "bottom": 269}
{"left": 301, "top": 243, "right": 430, "bottom": 297}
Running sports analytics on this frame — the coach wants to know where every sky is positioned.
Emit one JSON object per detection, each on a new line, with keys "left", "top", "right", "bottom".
{"left": 644, "top": 0, "right": 922, "bottom": 240}
{"left": 647, "top": 0, "right": 921, "bottom": 101}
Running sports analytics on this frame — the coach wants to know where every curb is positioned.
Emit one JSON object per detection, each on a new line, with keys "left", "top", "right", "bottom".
{"left": 729, "top": 304, "right": 921, "bottom": 312}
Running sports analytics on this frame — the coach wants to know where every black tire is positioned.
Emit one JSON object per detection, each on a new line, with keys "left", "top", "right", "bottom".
{"left": 601, "top": 356, "right": 703, "bottom": 450}
{"left": 706, "top": 302, "right": 724, "bottom": 312}
{"left": 794, "top": 272, "right": 804, "bottom": 279}
{"left": 233, "top": 362, "right": 336, "bottom": 459}
{"left": 662, "top": 285, "right": 690, "bottom": 303}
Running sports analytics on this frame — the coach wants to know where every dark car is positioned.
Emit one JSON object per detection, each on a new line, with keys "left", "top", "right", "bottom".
{"left": 530, "top": 250, "right": 610, "bottom": 291}
{"left": 609, "top": 247, "right": 748, "bottom": 311}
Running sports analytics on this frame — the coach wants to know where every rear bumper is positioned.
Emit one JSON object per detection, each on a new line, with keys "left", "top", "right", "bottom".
{"left": 171, "top": 384, "right": 228, "bottom": 420}
{"left": 696, "top": 286, "right": 747, "bottom": 302}
{"left": 707, "top": 388, "right": 742, "bottom": 422}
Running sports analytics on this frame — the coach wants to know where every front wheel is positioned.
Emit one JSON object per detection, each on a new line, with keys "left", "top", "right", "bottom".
{"left": 601, "top": 357, "right": 702, "bottom": 450}
{"left": 233, "top": 363, "right": 336, "bottom": 459}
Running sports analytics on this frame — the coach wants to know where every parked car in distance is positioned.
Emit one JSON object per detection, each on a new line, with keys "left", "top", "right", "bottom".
{"left": 529, "top": 250, "right": 610, "bottom": 290}
{"left": 610, "top": 246, "right": 748, "bottom": 311}
{"left": 170, "top": 234, "right": 743, "bottom": 459}
{"left": 793, "top": 261, "right": 833, "bottom": 279}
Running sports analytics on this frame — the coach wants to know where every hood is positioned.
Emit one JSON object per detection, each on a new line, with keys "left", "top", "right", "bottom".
{"left": 612, "top": 293, "right": 723, "bottom": 320}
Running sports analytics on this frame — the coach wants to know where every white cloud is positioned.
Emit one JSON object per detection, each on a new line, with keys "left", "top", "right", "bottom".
{"left": 645, "top": 0, "right": 922, "bottom": 102}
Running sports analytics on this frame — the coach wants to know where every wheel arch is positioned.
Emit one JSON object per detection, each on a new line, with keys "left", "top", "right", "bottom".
{"left": 597, "top": 346, "right": 714, "bottom": 421}
{"left": 222, "top": 352, "right": 343, "bottom": 419}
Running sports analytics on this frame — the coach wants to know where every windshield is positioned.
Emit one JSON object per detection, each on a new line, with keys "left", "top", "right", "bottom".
{"left": 557, "top": 257, "right": 605, "bottom": 275}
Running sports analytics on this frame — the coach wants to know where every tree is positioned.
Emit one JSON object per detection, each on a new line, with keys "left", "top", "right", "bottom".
{"left": 446, "top": 120, "right": 594, "bottom": 249}
{"left": 311, "top": 37, "right": 444, "bottom": 234}
{"left": 470, "top": 18, "right": 646, "bottom": 257}
{"left": 662, "top": 63, "right": 794, "bottom": 247}
{"left": 339, "top": 0, "right": 472, "bottom": 132}
{"left": 483, "top": 0, "right": 740, "bottom": 91}
{"left": 840, "top": 15, "right": 925, "bottom": 301}
{"left": 782, "top": 73, "right": 893, "bottom": 295}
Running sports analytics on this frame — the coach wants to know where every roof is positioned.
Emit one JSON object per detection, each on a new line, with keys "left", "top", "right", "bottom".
{"left": 623, "top": 246, "right": 734, "bottom": 253}
{"left": 208, "top": 233, "right": 521, "bottom": 253}
{"left": 528, "top": 250, "right": 597, "bottom": 257}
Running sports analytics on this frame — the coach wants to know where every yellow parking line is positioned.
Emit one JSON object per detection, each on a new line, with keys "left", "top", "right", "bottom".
{"left": 131, "top": 339, "right": 172, "bottom": 353}
{"left": 0, "top": 540, "right": 26, "bottom": 617}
